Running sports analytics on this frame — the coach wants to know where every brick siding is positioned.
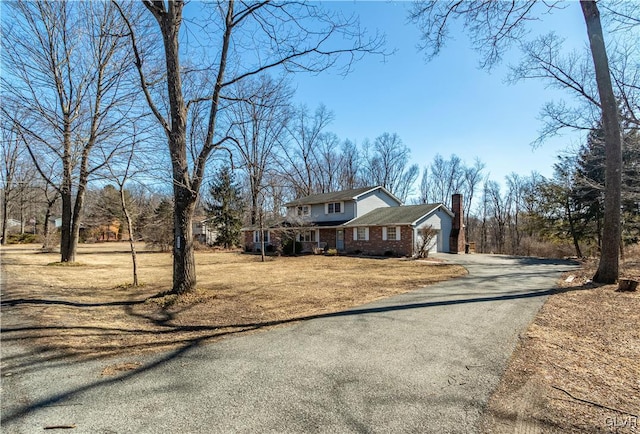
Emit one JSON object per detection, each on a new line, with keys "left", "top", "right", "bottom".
{"left": 319, "top": 228, "right": 337, "bottom": 249}
{"left": 346, "top": 225, "right": 414, "bottom": 257}
{"left": 243, "top": 230, "right": 281, "bottom": 253}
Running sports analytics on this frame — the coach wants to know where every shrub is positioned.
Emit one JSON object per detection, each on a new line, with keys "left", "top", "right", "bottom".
{"left": 384, "top": 250, "right": 394, "bottom": 257}
{"left": 282, "top": 239, "right": 303, "bottom": 255}
{"left": 325, "top": 248, "right": 338, "bottom": 256}
{"left": 6, "top": 233, "right": 41, "bottom": 244}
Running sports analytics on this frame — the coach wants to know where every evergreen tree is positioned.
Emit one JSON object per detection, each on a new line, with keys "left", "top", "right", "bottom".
{"left": 206, "top": 167, "right": 245, "bottom": 249}
{"left": 573, "top": 122, "right": 640, "bottom": 250}
{"left": 143, "top": 198, "right": 173, "bottom": 251}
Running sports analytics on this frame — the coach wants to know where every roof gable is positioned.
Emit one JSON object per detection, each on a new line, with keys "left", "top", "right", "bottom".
{"left": 344, "top": 204, "right": 453, "bottom": 226}
{"left": 284, "top": 186, "right": 400, "bottom": 207}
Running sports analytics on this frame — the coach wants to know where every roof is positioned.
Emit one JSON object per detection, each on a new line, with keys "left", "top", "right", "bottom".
{"left": 284, "top": 186, "right": 400, "bottom": 207}
{"left": 242, "top": 219, "right": 350, "bottom": 231}
{"left": 343, "top": 204, "right": 452, "bottom": 227}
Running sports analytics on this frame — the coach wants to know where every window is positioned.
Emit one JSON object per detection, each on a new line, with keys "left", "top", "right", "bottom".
{"left": 383, "top": 226, "right": 401, "bottom": 241}
{"left": 297, "top": 205, "right": 310, "bottom": 216}
{"left": 386, "top": 227, "right": 396, "bottom": 240}
{"left": 253, "top": 230, "right": 270, "bottom": 243}
{"left": 327, "top": 202, "right": 342, "bottom": 214}
{"left": 354, "top": 227, "right": 368, "bottom": 241}
{"left": 299, "top": 230, "right": 316, "bottom": 242}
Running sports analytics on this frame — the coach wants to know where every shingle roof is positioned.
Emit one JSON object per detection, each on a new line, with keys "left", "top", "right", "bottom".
{"left": 344, "top": 204, "right": 448, "bottom": 226}
{"left": 284, "top": 186, "right": 382, "bottom": 206}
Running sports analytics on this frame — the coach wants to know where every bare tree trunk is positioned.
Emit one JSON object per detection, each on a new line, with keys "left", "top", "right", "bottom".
{"left": 173, "top": 186, "right": 197, "bottom": 294}
{"left": 259, "top": 208, "right": 266, "bottom": 262}
{"left": 1, "top": 189, "right": 8, "bottom": 245}
{"left": 42, "top": 194, "right": 58, "bottom": 249}
{"left": 581, "top": 1, "right": 622, "bottom": 283}
{"left": 120, "top": 186, "right": 139, "bottom": 286}
{"left": 566, "top": 199, "right": 583, "bottom": 258}
{"left": 60, "top": 187, "right": 74, "bottom": 262}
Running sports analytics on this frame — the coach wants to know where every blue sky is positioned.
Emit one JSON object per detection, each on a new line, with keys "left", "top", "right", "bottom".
{"left": 291, "top": 1, "right": 591, "bottom": 189}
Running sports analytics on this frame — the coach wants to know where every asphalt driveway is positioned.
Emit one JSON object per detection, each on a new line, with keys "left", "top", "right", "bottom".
{"left": 1, "top": 254, "right": 578, "bottom": 433}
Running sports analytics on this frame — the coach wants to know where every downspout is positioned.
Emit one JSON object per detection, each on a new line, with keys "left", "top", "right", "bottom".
{"left": 412, "top": 225, "right": 417, "bottom": 257}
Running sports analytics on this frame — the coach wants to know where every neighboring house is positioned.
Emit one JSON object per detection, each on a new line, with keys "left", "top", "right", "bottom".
{"left": 243, "top": 186, "right": 465, "bottom": 256}
{"left": 85, "top": 219, "right": 130, "bottom": 242}
{"left": 193, "top": 218, "right": 218, "bottom": 246}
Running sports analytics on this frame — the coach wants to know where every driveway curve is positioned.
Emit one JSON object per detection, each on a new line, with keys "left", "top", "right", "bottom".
{"left": 2, "top": 254, "right": 578, "bottom": 433}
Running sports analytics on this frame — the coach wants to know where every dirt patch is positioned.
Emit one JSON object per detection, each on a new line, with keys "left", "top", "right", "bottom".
{"left": 1, "top": 243, "right": 466, "bottom": 368}
{"left": 481, "top": 247, "right": 640, "bottom": 433}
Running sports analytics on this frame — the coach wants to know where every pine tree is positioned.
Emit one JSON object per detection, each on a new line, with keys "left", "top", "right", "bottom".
{"left": 143, "top": 199, "right": 173, "bottom": 251}
{"left": 573, "top": 121, "right": 640, "bottom": 252}
{"left": 206, "top": 167, "right": 245, "bottom": 249}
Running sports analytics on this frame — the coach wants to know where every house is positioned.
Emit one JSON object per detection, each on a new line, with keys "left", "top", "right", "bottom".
{"left": 192, "top": 218, "right": 218, "bottom": 245}
{"left": 243, "top": 186, "right": 465, "bottom": 257}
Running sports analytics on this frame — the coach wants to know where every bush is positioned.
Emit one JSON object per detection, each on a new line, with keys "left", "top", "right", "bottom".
{"left": 6, "top": 233, "right": 41, "bottom": 244}
{"left": 325, "top": 248, "right": 338, "bottom": 256}
{"left": 384, "top": 250, "right": 394, "bottom": 257}
{"left": 282, "top": 239, "right": 303, "bottom": 255}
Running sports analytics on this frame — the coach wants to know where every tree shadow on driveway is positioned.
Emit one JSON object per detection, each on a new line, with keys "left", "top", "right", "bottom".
{"left": 1, "top": 281, "right": 582, "bottom": 426}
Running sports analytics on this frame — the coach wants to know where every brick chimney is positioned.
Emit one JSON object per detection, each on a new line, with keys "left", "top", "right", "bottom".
{"left": 449, "top": 193, "right": 465, "bottom": 254}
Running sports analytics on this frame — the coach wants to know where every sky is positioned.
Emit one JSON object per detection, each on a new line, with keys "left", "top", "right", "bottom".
{"left": 289, "top": 1, "right": 591, "bottom": 192}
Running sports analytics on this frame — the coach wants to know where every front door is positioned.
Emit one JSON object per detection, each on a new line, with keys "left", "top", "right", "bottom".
{"left": 336, "top": 229, "right": 344, "bottom": 250}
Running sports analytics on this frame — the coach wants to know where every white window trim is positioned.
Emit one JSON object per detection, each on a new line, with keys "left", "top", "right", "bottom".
{"left": 297, "top": 229, "right": 319, "bottom": 243}
{"left": 325, "top": 201, "right": 344, "bottom": 215}
{"left": 254, "top": 230, "right": 270, "bottom": 243}
{"left": 297, "top": 205, "right": 310, "bottom": 216}
{"left": 383, "top": 226, "right": 401, "bottom": 241}
{"left": 353, "top": 226, "right": 369, "bottom": 241}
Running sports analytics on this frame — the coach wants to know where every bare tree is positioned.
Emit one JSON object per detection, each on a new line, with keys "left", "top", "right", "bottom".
{"left": 581, "top": 1, "right": 623, "bottom": 282}
{"left": 313, "top": 132, "right": 343, "bottom": 193}
{"left": 421, "top": 154, "right": 465, "bottom": 207}
{"left": 410, "top": 0, "right": 627, "bottom": 282}
{"left": 104, "top": 130, "right": 151, "bottom": 287}
{"left": 228, "top": 75, "right": 292, "bottom": 225}
{"left": 361, "top": 133, "right": 419, "bottom": 202}
{"left": 2, "top": 1, "right": 137, "bottom": 262}
{"left": 414, "top": 225, "right": 438, "bottom": 258}
{"left": 506, "top": 173, "right": 525, "bottom": 254}
{"left": 1, "top": 119, "right": 24, "bottom": 244}
{"left": 337, "top": 139, "right": 362, "bottom": 190}
{"left": 279, "top": 104, "right": 334, "bottom": 197}
{"left": 418, "top": 155, "right": 484, "bottom": 241}
{"left": 116, "top": 1, "right": 385, "bottom": 294}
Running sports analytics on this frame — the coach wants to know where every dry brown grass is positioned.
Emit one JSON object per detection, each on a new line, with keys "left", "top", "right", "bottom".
{"left": 1, "top": 243, "right": 466, "bottom": 365}
{"left": 482, "top": 245, "right": 640, "bottom": 433}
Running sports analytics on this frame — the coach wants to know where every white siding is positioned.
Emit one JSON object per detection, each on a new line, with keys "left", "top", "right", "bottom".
{"left": 414, "top": 208, "right": 452, "bottom": 253}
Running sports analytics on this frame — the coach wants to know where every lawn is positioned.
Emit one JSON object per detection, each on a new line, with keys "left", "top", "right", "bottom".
{"left": 0, "top": 243, "right": 466, "bottom": 363}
